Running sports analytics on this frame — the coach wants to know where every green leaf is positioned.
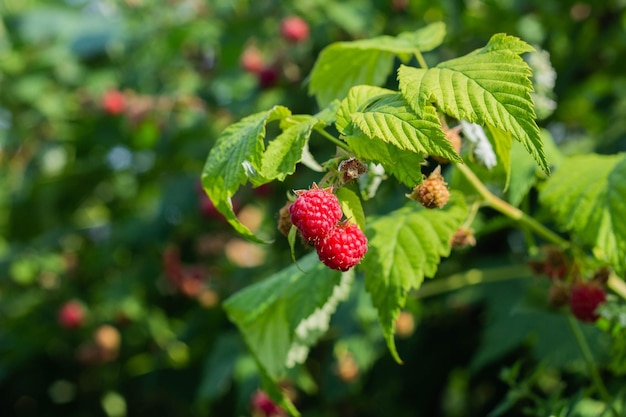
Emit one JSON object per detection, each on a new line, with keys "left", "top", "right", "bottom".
{"left": 224, "top": 252, "right": 351, "bottom": 380}
{"left": 540, "top": 153, "right": 626, "bottom": 276}
{"left": 352, "top": 93, "right": 461, "bottom": 162}
{"left": 486, "top": 126, "right": 512, "bottom": 189}
{"left": 309, "top": 22, "right": 446, "bottom": 107}
{"left": 336, "top": 85, "right": 395, "bottom": 136}
{"left": 254, "top": 115, "right": 321, "bottom": 185}
{"left": 201, "top": 105, "right": 290, "bottom": 242}
{"left": 362, "top": 194, "right": 468, "bottom": 362}
{"left": 344, "top": 132, "right": 425, "bottom": 187}
{"left": 336, "top": 187, "right": 366, "bottom": 231}
{"left": 398, "top": 34, "right": 549, "bottom": 174}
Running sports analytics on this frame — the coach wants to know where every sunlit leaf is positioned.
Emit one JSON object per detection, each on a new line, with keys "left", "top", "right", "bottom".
{"left": 540, "top": 153, "right": 626, "bottom": 276}
{"left": 398, "top": 34, "right": 548, "bottom": 174}
{"left": 201, "top": 106, "right": 290, "bottom": 242}
{"left": 309, "top": 22, "right": 446, "bottom": 106}
{"left": 362, "top": 194, "right": 468, "bottom": 362}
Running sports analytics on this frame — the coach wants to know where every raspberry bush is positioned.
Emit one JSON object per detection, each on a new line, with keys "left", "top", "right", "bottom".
{"left": 201, "top": 21, "right": 626, "bottom": 416}
{"left": 4, "top": 2, "right": 626, "bottom": 416}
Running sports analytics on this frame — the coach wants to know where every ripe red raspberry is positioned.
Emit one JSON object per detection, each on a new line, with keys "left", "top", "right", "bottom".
{"left": 251, "top": 390, "right": 282, "bottom": 416}
{"left": 410, "top": 166, "right": 449, "bottom": 209}
{"left": 101, "top": 90, "right": 125, "bottom": 115}
{"left": 240, "top": 45, "right": 264, "bottom": 74}
{"left": 315, "top": 222, "right": 368, "bottom": 271}
{"left": 58, "top": 300, "right": 86, "bottom": 329}
{"left": 569, "top": 282, "right": 607, "bottom": 323}
{"left": 280, "top": 16, "right": 309, "bottom": 43}
{"left": 289, "top": 184, "right": 342, "bottom": 242}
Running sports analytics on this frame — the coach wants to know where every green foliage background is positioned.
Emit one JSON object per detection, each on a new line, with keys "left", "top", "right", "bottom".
{"left": 1, "top": 1, "right": 626, "bottom": 416}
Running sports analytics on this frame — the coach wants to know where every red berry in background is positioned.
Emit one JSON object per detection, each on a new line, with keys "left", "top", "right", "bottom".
{"left": 257, "top": 66, "right": 280, "bottom": 89}
{"left": 101, "top": 90, "right": 125, "bottom": 115}
{"left": 240, "top": 46, "right": 264, "bottom": 74}
{"left": 280, "top": 16, "right": 309, "bottom": 43}
{"left": 569, "top": 282, "right": 607, "bottom": 323}
{"left": 58, "top": 300, "right": 86, "bottom": 329}
{"left": 289, "top": 184, "right": 343, "bottom": 243}
{"left": 316, "top": 222, "right": 368, "bottom": 271}
{"left": 251, "top": 389, "right": 282, "bottom": 416}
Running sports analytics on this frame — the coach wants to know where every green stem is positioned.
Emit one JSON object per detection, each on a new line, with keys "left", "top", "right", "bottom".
{"left": 414, "top": 265, "right": 527, "bottom": 299}
{"left": 454, "top": 162, "right": 569, "bottom": 249}
{"left": 414, "top": 50, "right": 429, "bottom": 69}
{"left": 314, "top": 127, "right": 351, "bottom": 152}
{"left": 567, "top": 315, "right": 618, "bottom": 417}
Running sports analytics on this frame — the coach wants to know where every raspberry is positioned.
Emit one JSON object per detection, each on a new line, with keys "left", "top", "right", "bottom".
{"left": 58, "top": 300, "right": 86, "bottom": 329}
{"left": 277, "top": 201, "right": 294, "bottom": 237}
{"left": 251, "top": 390, "right": 282, "bottom": 416}
{"left": 289, "top": 184, "right": 342, "bottom": 242}
{"left": 315, "top": 222, "right": 368, "bottom": 271}
{"left": 410, "top": 166, "right": 450, "bottom": 209}
{"left": 280, "top": 16, "right": 309, "bottom": 43}
{"left": 569, "top": 282, "right": 607, "bottom": 323}
{"left": 240, "top": 45, "right": 264, "bottom": 74}
{"left": 450, "top": 227, "right": 476, "bottom": 249}
{"left": 101, "top": 90, "right": 125, "bottom": 115}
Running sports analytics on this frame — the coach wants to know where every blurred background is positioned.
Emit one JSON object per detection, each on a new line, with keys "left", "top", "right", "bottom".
{"left": 1, "top": 0, "right": 626, "bottom": 416}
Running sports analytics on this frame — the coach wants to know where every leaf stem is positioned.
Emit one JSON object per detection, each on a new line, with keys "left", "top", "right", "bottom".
{"left": 414, "top": 50, "right": 429, "bottom": 69}
{"left": 567, "top": 314, "right": 618, "bottom": 417}
{"left": 314, "top": 127, "right": 351, "bottom": 152}
{"left": 454, "top": 162, "right": 569, "bottom": 249}
{"left": 414, "top": 265, "right": 528, "bottom": 299}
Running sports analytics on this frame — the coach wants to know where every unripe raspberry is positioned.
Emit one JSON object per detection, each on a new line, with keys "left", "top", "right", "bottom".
{"left": 315, "top": 222, "right": 368, "bottom": 271}
{"left": 569, "top": 281, "right": 606, "bottom": 323}
{"left": 280, "top": 16, "right": 309, "bottom": 43}
{"left": 289, "top": 184, "right": 342, "bottom": 242}
{"left": 548, "top": 281, "right": 570, "bottom": 308}
{"left": 277, "top": 201, "right": 293, "bottom": 237}
{"left": 450, "top": 227, "right": 476, "bottom": 249}
{"left": 410, "top": 166, "right": 450, "bottom": 209}
{"left": 394, "top": 310, "right": 415, "bottom": 338}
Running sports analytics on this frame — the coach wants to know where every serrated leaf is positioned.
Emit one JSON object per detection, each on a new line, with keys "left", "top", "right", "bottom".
{"left": 336, "top": 85, "right": 395, "bottom": 136}
{"left": 398, "top": 34, "right": 549, "bottom": 174}
{"left": 352, "top": 93, "right": 462, "bottom": 162}
{"left": 309, "top": 23, "right": 446, "bottom": 107}
{"left": 336, "top": 187, "right": 366, "bottom": 231}
{"left": 362, "top": 194, "right": 468, "bottom": 362}
{"left": 201, "top": 106, "right": 290, "bottom": 242}
{"left": 344, "top": 132, "right": 424, "bottom": 187}
{"left": 223, "top": 252, "right": 347, "bottom": 380}
{"left": 254, "top": 115, "right": 321, "bottom": 185}
{"left": 540, "top": 153, "right": 626, "bottom": 276}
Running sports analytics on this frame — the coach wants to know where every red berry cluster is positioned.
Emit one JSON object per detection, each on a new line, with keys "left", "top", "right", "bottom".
{"left": 289, "top": 184, "right": 367, "bottom": 271}
{"left": 569, "top": 281, "right": 607, "bottom": 323}
{"left": 530, "top": 247, "right": 609, "bottom": 323}
{"left": 239, "top": 16, "right": 310, "bottom": 89}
